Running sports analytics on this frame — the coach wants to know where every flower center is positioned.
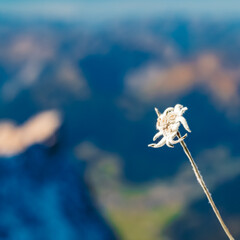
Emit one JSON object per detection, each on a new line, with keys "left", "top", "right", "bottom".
{"left": 167, "top": 112, "right": 177, "bottom": 123}
{"left": 158, "top": 112, "right": 177, "bottom": 132}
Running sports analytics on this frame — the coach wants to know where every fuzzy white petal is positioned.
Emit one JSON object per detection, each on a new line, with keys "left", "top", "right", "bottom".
{"left": 148, "top": 136, "right": 166, "bottom": 148}
{"left": 169, "top": 133, "right": 187, "bottom": 144}
{"left": 166, "top": 139, "right": 174, "bottom": 148}
{"left": 177, "top": 116, "right": 191, "bottom": 132}
{"left": 180, "top": 107, "right": 188, "bottom": 115}
{"left": 154, "top": 107, "right": 161, "bottom": 117}
{"left": 163, "top": 107, "right": 174, "bottom": 116}
{"left": 153, "top": 130, "right": 163, "bottom": 141}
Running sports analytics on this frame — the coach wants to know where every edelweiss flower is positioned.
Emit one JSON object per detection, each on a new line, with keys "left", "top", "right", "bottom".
{"left": 148, "top": 104, "right": 191, "bottom": 148}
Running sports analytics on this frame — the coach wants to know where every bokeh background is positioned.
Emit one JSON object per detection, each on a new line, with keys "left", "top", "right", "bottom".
{"left": 0, "top": 0, "right": 240, "bottom": 239}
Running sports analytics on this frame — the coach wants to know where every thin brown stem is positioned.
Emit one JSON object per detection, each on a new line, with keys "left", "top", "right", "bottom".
{"left": 177, "top": 132, "right": 234, "bottom": 240}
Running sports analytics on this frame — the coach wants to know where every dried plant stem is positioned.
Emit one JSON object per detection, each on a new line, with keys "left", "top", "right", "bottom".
{"left": 177, "top": 132, "right": 234, "bottom": 240}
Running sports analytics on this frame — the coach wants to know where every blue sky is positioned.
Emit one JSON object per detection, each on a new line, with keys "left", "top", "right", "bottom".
{"left": 0, "top": 0, "right": 240, "bottom": 22}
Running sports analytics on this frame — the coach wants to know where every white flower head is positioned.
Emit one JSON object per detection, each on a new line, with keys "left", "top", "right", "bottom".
{"left": 148, "top": 104, "right": 191, "bottom": 148}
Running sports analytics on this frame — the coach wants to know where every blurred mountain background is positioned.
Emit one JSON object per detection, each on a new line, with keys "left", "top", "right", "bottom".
{"left": 0, "top": 1, "right": 240, "bottom": 239}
